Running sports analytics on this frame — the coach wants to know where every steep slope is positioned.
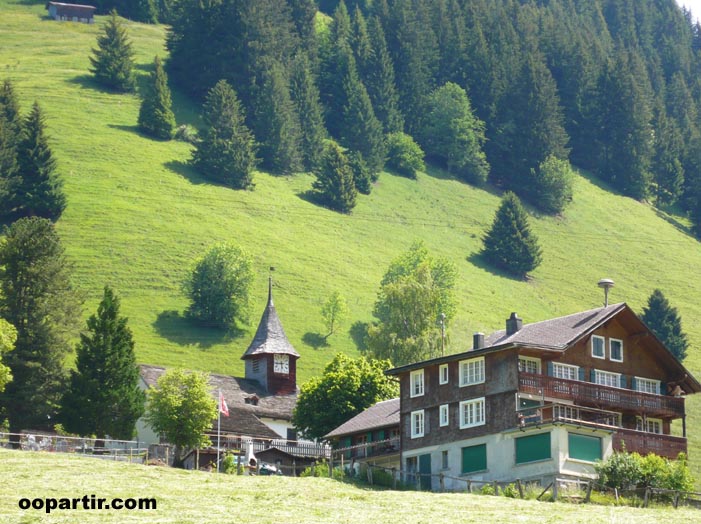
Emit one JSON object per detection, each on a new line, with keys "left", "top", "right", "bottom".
{"left": 2, "top": 1, "right": 701, "bottom": 477}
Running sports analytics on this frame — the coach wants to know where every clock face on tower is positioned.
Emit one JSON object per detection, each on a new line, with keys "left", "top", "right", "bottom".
{"left": 273, "top": 354, "right": 289, "bottom": 374}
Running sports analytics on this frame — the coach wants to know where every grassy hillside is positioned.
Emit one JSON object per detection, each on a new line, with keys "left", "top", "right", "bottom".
{"left": 3, "top": 0, "right": 701, "bottom": 475}
{"left": 0, "top": 449, "right": 698, "bottom": 524}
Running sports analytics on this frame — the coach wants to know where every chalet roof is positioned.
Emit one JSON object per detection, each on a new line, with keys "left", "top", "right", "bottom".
{"left": 46, "top": 2, "right": 96, "bottom": 15}
{"left": 241, "top": 278, "right": 300, "bottom": 360}
{"left": 484, "top": 303, "right": 626, "bottom": 350}
{"left": 324, "top": 398, "right": 400, "bottom": 439}
{"left": 139, "top": 365, "right": 297, "bottom": 440}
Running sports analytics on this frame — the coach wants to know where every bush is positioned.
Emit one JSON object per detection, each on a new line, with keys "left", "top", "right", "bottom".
{"left": 300, "top": 460, "right": 331, "bottom": 478}
{"left": 221, "top": 453, "right": 240, "bottom": 475}
{"left": 174, "top": 124, "right": 198, "bottom": 144}
{"left": 595, "top": 451, "right": 643, "bottom": 490}
{"left": 386, "top": 132, "right": 425, "bottom": 179}
{"left": 501, "top": 483, "right": 519, "bottom": 498}
{"left": 596, "top": 451, "right": 694, "bottom": 493}
{"left": 479, "top": 483, "right": 496, "bottom": 495}
{"left": 527, "top": 155, "right": 574, "bottom": 214}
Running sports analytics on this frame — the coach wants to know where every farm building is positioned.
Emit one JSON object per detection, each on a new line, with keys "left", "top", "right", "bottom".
{"left": 387, "top": 301, "right": 701, "bottom": 491}
{"left": 46, "top": 2, "right": 96, "bottom": 23}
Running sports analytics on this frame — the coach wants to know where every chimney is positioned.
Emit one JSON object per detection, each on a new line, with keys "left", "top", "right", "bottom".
{"left": 473, "top": 332, "right": 485, "bottom": 350}
{"left": 506, "top": 313, "right": 522, "bottom": 336}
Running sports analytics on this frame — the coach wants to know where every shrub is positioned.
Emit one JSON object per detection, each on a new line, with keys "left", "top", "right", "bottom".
{"left": 300, "top": 460, "right": 331, "bottom": 478}
{"left": 595, "top": 451, "right": 643, "bottom": 490}
{"left": 501, "top": 483, "right": 519, "bottom": 498}
{"left": 174, "top": 124, "right": 198, "bottom": 144}
{"left": 479, "top": 483, "right": 496, "bottom": 495}
{"left": 386, "top": 132, "right": 425, "bottom": 179}
{"left": 221, "top": 453, "right": 240, "bottom": 475}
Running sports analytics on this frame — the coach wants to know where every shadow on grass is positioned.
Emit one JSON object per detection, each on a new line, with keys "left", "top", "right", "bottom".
{"left": 653, "top": 207, "right": 695, "bottom": 238}
{"left": 467, "top": 252, "right": 526, "bottom": 281}
{"left": 349, "top": 321, "right": 370, "bottom": 352}
{"left": 163, "top": 160, "right": 214, "bottom": 186}
{"left": 302, "top": 332, "right": 329, "bottom": 350}
{"left": 153, "top": 310, "right": 245, "bottom": 349}
{"left": 68, "top": 74, "right": 136, "bottom": 95}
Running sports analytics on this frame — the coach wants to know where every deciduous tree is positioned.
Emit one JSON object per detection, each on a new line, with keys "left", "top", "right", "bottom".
{"left": 144, "top": 369, "right": 217, "bottom": 467}
{"left": 61, "top": 286, "right": 145, "bottom": 440}
{"left": 292, "top": 354, "right": 397, "bottom": 440}
{"left": 183, "top": 242, "right": 254, "bottom": 330}
{"left": 0, "top": 319, "right": 16, "bottom": 393}
{"left": 321, "top": 291, "right": 348, "bottom": 338}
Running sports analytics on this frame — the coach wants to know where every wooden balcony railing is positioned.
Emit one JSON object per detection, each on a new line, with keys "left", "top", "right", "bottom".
{"left": 613, "top": 428, "right": 687, "bottom": 459}
{"left": 335, "top": 437, "right": 400, "bottom": 460}
{"left": 518, "top": 372, "right": 685, "bottom": 418}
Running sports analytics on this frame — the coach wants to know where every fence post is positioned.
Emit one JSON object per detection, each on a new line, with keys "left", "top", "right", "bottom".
{"left": 585, "top": 482, "right": 593, "bottom": 503}
{"left": 439, "top": 473, "right": 445, "bottom": 492}
{"left": 467, "top": 480, "right": 472, "bottom": 493}
{"left": 553, "top": 480, "right": 558, "bottom": 500}
{"left": 674, "top": 491, "right": 680, "bottom": 509}
{"left": 328, "top": 457, "right": 333, "bottom": 478}
{"left": 516, "top": 479, "right": 524, "bottom": 499}
{"left": 367, "top": 465, "right": 373, "bottom": 485}
{"left": 643, "top": 487, "right": 650, "bottom": 508}
{"left": 392, "top": 467, "right": 397, "bottom": 489}
{"left": 493, "top": 481, "right": 499, "bottom": 496}
{"left": 613, "top": 488, "right": 618, "bottom": 503}
{"left": 165, "top": 447, "right": 169, "bottom": 466}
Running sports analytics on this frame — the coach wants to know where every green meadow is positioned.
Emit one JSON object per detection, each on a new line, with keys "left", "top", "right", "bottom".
{"left": 3, "top": 0, "right": 701, "bottom": 479}
{"left": 0, "top": 449, "right": 698, "bottom": 524}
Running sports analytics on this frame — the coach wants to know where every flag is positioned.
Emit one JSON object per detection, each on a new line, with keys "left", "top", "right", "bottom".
{"left": 219, "top": 391, "right": 229, "bottom": 417}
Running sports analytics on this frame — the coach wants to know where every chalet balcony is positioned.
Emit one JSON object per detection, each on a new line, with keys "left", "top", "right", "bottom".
{"left": 613, "top": 428, "right": 687, "bottom": 460}
{"left": 336, "top": 437, "right": 400, "bottom": 461}
{"left": 518, "top": 371, "right": 685, "bottom": 419}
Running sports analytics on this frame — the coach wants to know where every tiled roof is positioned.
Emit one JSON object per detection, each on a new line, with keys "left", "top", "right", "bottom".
{"left": 46, "top": 2, "right": 96, "bottom": 15}
{"left": 324, "top": 398, "right": 400, "bottom": 439}
{"left": 484, "top": 303, "right": 626, "bottom": 350}
{"left": 242, "top": 280, "right": 300, "bottom": 359}
{"left": 139, "top": 365, "right": 297, "bottom": 440}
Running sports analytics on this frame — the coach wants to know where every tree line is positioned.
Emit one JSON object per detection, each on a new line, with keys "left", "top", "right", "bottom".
{"left": 156, "top": 0, "right": 701, "bottom": 232}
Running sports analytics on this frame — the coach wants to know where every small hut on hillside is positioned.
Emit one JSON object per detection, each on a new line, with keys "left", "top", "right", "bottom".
{"left": 46, "top": 2, "right": 96, "bottom": 24}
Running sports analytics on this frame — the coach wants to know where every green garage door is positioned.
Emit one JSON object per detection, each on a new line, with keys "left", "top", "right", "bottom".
{"left": 568, "top": 433, "right": 601, "bottom": 462}
{"left": 461, "top": 444, "right": 487, "bottom": 474}
{"left": 515, "top": 432, "right": 551, "bottom": 464}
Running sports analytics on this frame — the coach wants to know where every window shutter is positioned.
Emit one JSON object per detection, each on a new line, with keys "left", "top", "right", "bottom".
{"left": 547, "top": 362, "right": 554, "bottom": 376}
{"left": 660, "top": 382, "right": 667, "bottom": 395}
{"left": 620, "top": 375, "right": 627, "bottom": 389}
{"left": 367, "top": 432, "right": 373, "bottom": 443}
{"left": 424, "top": 412, "right": 429, "bottom": 434}
{"left": 578, "top": 368, "right": 585, "bottom": 381}
{"left": 590, "top": 369, "right": 596, "bottom": 382}
{"left": 631, "top": 377, "right": 637, "bottom": 391}
{"left": 378, "top": 430, "right": 385, "bottom": 441}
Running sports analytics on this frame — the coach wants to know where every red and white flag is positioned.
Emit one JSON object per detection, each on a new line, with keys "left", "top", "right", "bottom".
{"left": 219, "top": 391, "right": 229, "bottom": 417}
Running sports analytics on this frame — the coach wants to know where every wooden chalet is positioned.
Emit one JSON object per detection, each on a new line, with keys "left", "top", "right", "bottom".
{"left": 387, "top": 302, "right": 701, "bottom": 490}
{"left": 325, "top": 398, "right": 401, "bottom": 470}
{"left": 46, "top": 2, "right": 96, "bottom": 23}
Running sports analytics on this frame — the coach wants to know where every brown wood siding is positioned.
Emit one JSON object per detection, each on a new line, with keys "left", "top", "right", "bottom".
{"left": 266, "top": 356, "right": 297, "bottom": 395}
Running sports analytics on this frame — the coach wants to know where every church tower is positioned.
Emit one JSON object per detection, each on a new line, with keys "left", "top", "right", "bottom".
{"left": 241, "top": 274, "right": 300, "bottom": 395}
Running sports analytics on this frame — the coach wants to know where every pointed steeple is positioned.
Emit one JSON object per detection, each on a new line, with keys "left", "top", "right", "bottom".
{"left": 242, "top": 273, "right": 300, "bottom": 360}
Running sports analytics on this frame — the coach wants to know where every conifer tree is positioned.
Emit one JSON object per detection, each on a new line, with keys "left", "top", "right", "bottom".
{"left": 482, "top": 192, "right": 542, "bottom": 278}
{"left": 313, "top": 141, "right": 357, "bottom": 213}
{"left": 192, "top": 80, "right": 258, "bottom": 190}
{"left": 89, "top": 10, "right": 136, "bottom": 92}
{"left": 61, "top": 286, "right": 145, "bottom": 440}
{"left": 0, "top": 80, "right": 21, "bottom": 143}
{"left": 12, "top": 102, "right": 66, "bottom": 221}
{"left": 641, "top": 289, "right": 689, "bottom": 362}
{"left": 0, "top": 218, "right": 82, "bottom": 443}
{"left": 652, "top": 111, "right": 685, "bottom": 206}
{"left": 289, "top": 54, "right": 326, "bottom": 172}
{"left": 0, "top": 80, "right": 21, "bottom": 217}
{"left": 253, "top": 61, "right": 303, "bottom": 175}
{"left": 138, "top": 56, "right": 176, "bottom": 140}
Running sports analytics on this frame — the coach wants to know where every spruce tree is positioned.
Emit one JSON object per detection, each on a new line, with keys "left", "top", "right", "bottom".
{"left": 313, "top": 141, "right": 357, "bottom": 213}
{"left": 0, "top": 79, "right": 22, "bottom": 142}
{"left": 89, "top": 10, "right": 136, "bottom": 92}
{"left": 138, "top": 56, "right": 176, "bottom": 140}
{"left": 289, "top": 54, "right": 326, "bottom": 172}
{"left": 192, "top": 80, "right": 258, "bottom": 190}
{"left": 641, "top": 289, "right": 689, "bottom": 362}
{"left": 482, "top": 192, "right": 542, "bottom": 278}
{"left": 12, "top": 102, "right": 66, "bottom": 221}
{"left": 0, "top": 80, "right": 21, "bottom": 218}
{"left": 61, "top": 286, "right": 145, "bottom": 440}
{"left": 0, "top": 218, "right": 82, "bottom": 443}
{"left": 253, "top": 60, "right": 303, "bottom": 175}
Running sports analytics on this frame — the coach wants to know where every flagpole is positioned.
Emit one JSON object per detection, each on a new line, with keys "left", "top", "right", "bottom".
{"left": 217, "top": 389, "right": 221, "bottom": 473}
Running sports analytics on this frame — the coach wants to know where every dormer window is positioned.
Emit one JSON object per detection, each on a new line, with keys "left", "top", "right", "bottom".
{"left": 245, "top": 394, "right": 259, "bottom": 406}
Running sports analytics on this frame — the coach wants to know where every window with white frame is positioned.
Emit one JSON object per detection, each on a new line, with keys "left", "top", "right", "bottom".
{"left": 594, "top": 369, "right": 621, "bottom": 388}
{"left": 636, "top": 417, "right": 662, "bottom": 434}
{"left": 459, "top": 398, "right": 485, "bottom": 429}
{"left": 410, "top": 369, "right": 424, "bottom": 398}
{"left": 439, "top": 364, "right": 449, "bottom": 385}
{"left": 439, "top": 404, "right": 449, "bottom": 427}
{"left": 609, "top": 339, "right": 623, "bottom": 362}
{"left": 591, "top": 335, "right": 605, "bottom": 359}
{"left": 552, "top": 362, "right": 579, "bottom": 381}
{"left": 635, "top": 377, "right": 661, "bottom": 395}
{"left": 553, "top": 405, "right": 580, "bottom": 421}
{"left": 459, "top": 357, "right": 485, "bottom": 386}
{"left": 519, "top": 356, "right": 541, "bottom": 374}
{"left": 410, "top": 410, "right": 425, "bottom": 438}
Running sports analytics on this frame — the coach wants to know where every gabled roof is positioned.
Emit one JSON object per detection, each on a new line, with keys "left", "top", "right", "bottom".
{"left": 484, "top": 303, "right": 626, "bottom": 350}
{"left": 139, "top": 365, "right": 297, "bottom": 439}
{"left": 324, "top": 398, "right": 400, "bottom": 439}
{"left": 241, "top": 278, "right": 300, "bottom": 360}
{"left": 46, "top": 2, "right": 96, "bottom": 15}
